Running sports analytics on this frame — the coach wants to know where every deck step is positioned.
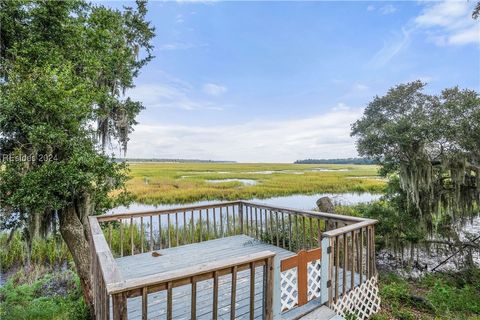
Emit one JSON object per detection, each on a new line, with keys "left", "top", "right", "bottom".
{"left": 297, "top": 305, "right": 344, "bottom": 320}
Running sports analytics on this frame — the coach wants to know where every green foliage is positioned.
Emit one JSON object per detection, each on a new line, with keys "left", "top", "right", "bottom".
{"left": 0, "top": 0, "right": 154, "bottom": 230}
{"left": 343, "top": 311, "right": 358, "bottom": 320}
{"left": 0, "top": 1, "right": 154, "bottom": 307}
{"left": 421, "top": 269, "right": 480, "bottom": 315}
{"left": 474, "top": 2, "right": 480, "bottom": 19}
{"left": 0, "top": 270, "right": 89, "bottom": 320}
{"left": 376, "top": 270, "right": 480, "bottom": 320}
{"left": 337, "top": 184, "right": 427, "bottom": 252}
{"left": 351, "top": 81, "right": 480, "bottom": 227}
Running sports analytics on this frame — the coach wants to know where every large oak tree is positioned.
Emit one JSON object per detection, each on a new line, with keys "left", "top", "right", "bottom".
{"left": 352, "top": 82, "right": 480, "bottom": 230}
{"left": 0, "top": 0, "right": 154, "bottom": 313}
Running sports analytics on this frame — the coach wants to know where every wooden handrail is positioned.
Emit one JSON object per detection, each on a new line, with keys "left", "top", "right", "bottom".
{"left": 89, "top": 216, "right": 123, "bottom": 285}
{"left": 97, "top": 201, "right": 241, "bottom": 222}
{"left": 107, "top": 250, "right": 276, "bottom": 294}
{"left": 322, "top": 219, "right": 377, "bottom": 238}
{"left": 240, "top": 201, "right": 370, "bottom": 223}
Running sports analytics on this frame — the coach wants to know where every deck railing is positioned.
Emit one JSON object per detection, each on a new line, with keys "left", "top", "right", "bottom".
{"left": 322, "top": 220, "right": 377, "bottom": 305}
{"left": 108, "top": 251, "right": 275, "bottom": 320}
{"left": 88, "top": 200, "right": 377, "bottom": 319}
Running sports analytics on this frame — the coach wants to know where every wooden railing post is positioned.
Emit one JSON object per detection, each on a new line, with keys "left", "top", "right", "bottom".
{"left": 112, "top": 293, "right": 127, "bottom": 320}
{"left": 320, "top": 237, "right": 330, "bottom": 305}
{"left": 271, "top": 255, "right": 281, "bottom": 320}
{"left": 329, "top": 237, "right": 335, "bottom": 306}
{"left": 264, "top": 256, "right": 275, "bottom": 320}
{"left": 297, "top": 250, "right": 308, "bottom": 305}
{"left": 239, "top": 202, "right": 244, "bottom": 234}
{"left": 372, "top": 225, "right": 377, "bottom": 276}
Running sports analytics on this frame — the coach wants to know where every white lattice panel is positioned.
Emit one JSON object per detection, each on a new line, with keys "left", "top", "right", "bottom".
{"left": 331, "top": 275, "right": 381, "bottom": 320}
{"left": 280, "top": 267, "right": 298, "bottom": 311}
{"left": 307, "top": 259, "right": 321, "bottom": 300}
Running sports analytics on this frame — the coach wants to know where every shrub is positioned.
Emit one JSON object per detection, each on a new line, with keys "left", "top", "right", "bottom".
{"left": 0, "top": 270, "right": 89, "bottom": 320}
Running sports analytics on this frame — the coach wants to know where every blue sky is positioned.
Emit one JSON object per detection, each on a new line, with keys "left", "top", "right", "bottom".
{"left": 104, "top": 1, "right": 479, "bottom": 162}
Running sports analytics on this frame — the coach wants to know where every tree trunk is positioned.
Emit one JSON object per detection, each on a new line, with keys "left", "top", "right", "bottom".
{"left": 59, "top": 203, "right": 94, "bottom": 318}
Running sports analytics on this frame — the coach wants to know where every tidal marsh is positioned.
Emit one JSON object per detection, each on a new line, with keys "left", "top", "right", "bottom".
{"left": 123, "top": 163, "right": 386, "bottom": 204}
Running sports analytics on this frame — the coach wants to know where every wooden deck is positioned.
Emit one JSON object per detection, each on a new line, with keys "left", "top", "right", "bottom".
{"left": 298, "top": 306, "right": 344, "bottom": 320}
{"left": 89, "top": 201, "right": 379, "bottom": 320}
{"left": 116, "top": 235, "right": 294, "bottom": 320}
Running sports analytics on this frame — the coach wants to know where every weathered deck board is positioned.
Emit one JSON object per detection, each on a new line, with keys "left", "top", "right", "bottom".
{"left": 116, "top": 235, "right": 294, "bottom": 320}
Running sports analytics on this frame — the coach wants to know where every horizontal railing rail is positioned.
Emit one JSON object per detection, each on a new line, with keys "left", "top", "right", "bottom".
{"left": 97, "top": 201, "right": 242, "bottom": 222}
{"left": 240, "top": 201, "right": 369, "bottom": 224}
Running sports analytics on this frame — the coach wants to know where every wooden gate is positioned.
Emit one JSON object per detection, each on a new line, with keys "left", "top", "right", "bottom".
{"left": 280, "top": 248, "right": 322, "bottom": 311}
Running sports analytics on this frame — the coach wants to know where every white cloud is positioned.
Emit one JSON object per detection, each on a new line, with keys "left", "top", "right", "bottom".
{"left": 415, "top": 1, "right": 469, "bottom": 28}
{"left": 414, "top": 1, "right": 479, "bottom": 46}
{"left": 128, "top": 83, "right": 224, "bottom": 111}
{"left": 380, "top": 4, "right": 397, "bottom": 15}
{"left": 159, "top": 42, "right": 200, "bottom": 50}
{"left": 370, "top": 27, "right": 412, "bottom": 67}
{"left": 369, "top": 1, "right": 478, "bottom": 67}
{"left": 175, "top": 14, "right": 184, "bottom": 24}
{"left": 367, "top": 4, "right": 396, "bottom": 14}
{"left": 448, "top": 25, "right": 479, "bottom": 45}
{"left": 352, "top": 84, "right": 369, "bottom": 92}
{"left": 332, "top": 102, "right": 350, "bottom": 111}
{"left": 123, "top": 108, "right": 363, "bottom": 162}
{"left": 202, "top": 83, "right": 227, "bottom": 96}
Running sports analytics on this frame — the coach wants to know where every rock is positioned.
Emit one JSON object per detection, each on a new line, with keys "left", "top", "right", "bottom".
{"left": 317, "top": 197, "right": 336, "bottom": 231}
{"left": 316, "top": 196, "right": 335, "bottom": 213}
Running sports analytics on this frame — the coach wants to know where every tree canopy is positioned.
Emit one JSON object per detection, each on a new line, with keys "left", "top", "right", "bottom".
{"left": 0, "top": 0, "right": 154, "bottom": 312}
{"left": 351, "top": 81, "right": 480, "bottom": 229}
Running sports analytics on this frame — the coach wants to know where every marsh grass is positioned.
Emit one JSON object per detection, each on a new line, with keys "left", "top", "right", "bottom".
{"left": 0, "top": 232, "right": 71, "bottom": 271}
{"left": 120, "top": 163, "right": 385, "bottom": 204}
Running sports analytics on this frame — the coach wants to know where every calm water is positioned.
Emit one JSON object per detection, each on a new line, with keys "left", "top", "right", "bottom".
{"left": 104, "top": 192, "right": 382, "bottom": 245}
{"left": 109, "top": 192, "right": 382, "bottom": 214}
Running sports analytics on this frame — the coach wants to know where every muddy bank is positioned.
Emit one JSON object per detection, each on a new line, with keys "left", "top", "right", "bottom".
{"left": 377, "top": 216, "right": 480, "bottom": 278}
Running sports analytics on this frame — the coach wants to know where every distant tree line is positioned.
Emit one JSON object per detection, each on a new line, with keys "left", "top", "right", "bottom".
{"left": 116, "top": 158, "right": 237, "bottom": 163}
{"left": 294, "top": 158, "right": 377, "bottom": 164}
